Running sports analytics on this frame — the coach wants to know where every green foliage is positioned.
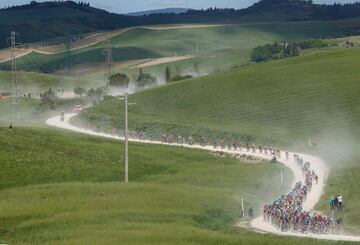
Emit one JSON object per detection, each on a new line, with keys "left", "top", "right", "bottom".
{"left": 298, "top": 39, "right": 329, "bottom": 49}
{"left": 251, "top": 45, "right": 276, "bottom": 62}
{"left": 169, "top": 74, "right": 194, "bottom": 82}
{"left": 109, "top": 73, "right": 130, "bottom": 87}
{"left": 74, "top": 86, "right": 86, "bottom": 96}
{"left": 251, "top": 41, "right": 300, "bottom": 62}
{"left": 251, "top": 39, "right": 328, "bottom": 62}
{"left": 136, "top": 68, "right": 157, "bottom": 88}
{"left": 165, "top": 67, "right": 171, "bottom": 82}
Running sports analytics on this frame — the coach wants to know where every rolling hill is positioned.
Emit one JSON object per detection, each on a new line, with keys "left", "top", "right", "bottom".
{"left": 76, "top": 45, "right": 360, "bottom": 145}
{"left": 1, "top": 0, "right": 360, "bottom": 49}
{"left": 75, "top": 43, "right": 360, "bottom": 232}
{"left": 0, "top": 127, "right": 297, "bottom": 244}
{"left": 0, "top": 19, "right": 357, "bottom": 75}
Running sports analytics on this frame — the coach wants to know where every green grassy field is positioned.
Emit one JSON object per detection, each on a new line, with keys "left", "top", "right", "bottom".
{"left": 77, "top": 46, "right": 360, "bottom": 144}
{"left": 0, "top": 127, "right": 316, "bottom": 245}
{"left": 77, "top": 45, "right": 360, "bottom": 232}
{"left": 316, "top": 158, "right": 360, "bottom": 233}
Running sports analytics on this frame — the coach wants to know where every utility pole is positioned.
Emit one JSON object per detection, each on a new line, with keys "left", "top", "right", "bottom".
{"left": 120, "top": 92, "right": 135, "bottom": 183}
{"left": 241, "top": 198, "right": 245, "bottom": 218}
{"left": 103, "top": 32, "right": 113, "bottom": 83}
{"left": 124, "top": 92, "right": 129, "bottom": 183}
{"left": 9, "top": 31, "right": 20, "bottom": 121}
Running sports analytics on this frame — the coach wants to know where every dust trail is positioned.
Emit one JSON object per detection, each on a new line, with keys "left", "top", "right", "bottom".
{"left": 46, "top": 113, "right": 360, "bottom": 242}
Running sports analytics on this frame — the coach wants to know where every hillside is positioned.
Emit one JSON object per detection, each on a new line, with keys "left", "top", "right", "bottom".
{"left": 0, "top": 127, "right": 298, "bottom": 244}
{"left": 75, "top": 45, "right": 360, "bottom": 232}
{"left": 77, "top": 46, "right": 360, "bottom": 145}
{"left": 0, "top": 20, "right": 357, "bottom": 75}
{"left": 1, "top": 0, "right": 360, "bottom": 48}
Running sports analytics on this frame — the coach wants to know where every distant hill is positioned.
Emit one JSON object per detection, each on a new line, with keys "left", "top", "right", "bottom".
{"left": 128, "top": 8, "right": 191, "bottom": 16}
{"left": 1, "top": 0, "right": 360, "bottom": 48}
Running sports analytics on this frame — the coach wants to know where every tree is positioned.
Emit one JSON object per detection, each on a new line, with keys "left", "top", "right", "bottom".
{"left": 74, "top": 86, "right": 86, "bottom": 97}
{"left": 109, "top": 73, "right": 130, "bottom": 88}
{"left": 136, "top": 70, "right": 157, "bottom": 88}
{"left": 165, "top": 67, "right": 171, "bottom": 82}
{"left": 193, "top": 61, "right": 200, "bottom": 74}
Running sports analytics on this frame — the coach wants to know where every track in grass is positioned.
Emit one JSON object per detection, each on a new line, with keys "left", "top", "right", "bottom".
{"left": 46, "top": 113, "right": 360, "bottom": 242}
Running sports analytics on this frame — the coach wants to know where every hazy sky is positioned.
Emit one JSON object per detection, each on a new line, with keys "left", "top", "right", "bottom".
{"left": 1, "top": 0, "right": 358, "bottom": 13}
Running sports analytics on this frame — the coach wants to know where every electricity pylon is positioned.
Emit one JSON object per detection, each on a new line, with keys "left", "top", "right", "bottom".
{"left": 102, "top": 32, "right": 113, "bottom": 83}
{"left": 64, "top": 36, "right": 73, "bottom": 76}
{"left": 9, "top": 31, "right": 20, "bottom": 121}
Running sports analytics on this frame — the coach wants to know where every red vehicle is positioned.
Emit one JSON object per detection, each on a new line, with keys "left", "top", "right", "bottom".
{"left": 73, "top": 105, "right": 82, "bottom": 113}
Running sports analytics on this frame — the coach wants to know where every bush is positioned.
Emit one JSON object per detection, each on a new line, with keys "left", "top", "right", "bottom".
{"left": 299, "top": 39, "right": 328, "bottom": 49}
{"left": 251, "top": 45, "right": 274, "bottom": 62}
{"left": 251, "top": 39, "right": 327, "bottom": 63}
{"left": 136, "top": 69, "right": 157, "bottom": 88}
{"left": 109, "top": 73, "right": 130, "bottom": 87}
{"left": 74, "top": 87, "right": 86, "bottom": 97}
{"left": 169, "top": 74, "right": 194, "bottom": 82}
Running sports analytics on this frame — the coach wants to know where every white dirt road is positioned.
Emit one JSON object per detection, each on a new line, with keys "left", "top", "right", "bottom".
{"left": 131, "top": 55, "right": 194, "bottom": 69}
{"left": 46, "top": 113, "right": 360, "bottom": 242}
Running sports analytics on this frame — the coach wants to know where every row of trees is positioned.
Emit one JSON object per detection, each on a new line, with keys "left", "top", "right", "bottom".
{"left": 251, "top": 39, "right": 328, "bottom": 62}
{"left": 165, "top": 66, "right": 193, "bottom": 83}
{"left": 108, "top": 68, "right": 157, "bottom": 88}
{"left": 107, "top": 65, "right": 196, "bottom": 88}
{"left": 1, "top": 1, "right": 91, "bottom": 11}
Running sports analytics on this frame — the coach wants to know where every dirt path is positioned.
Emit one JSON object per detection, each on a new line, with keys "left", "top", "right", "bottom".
{"left": 0, "top": 49, "right": 32, "bottom": 63}
{"left": 131, "top": 55, "right": 194, "bottom": 69}
{"left": 46, "top": 113, "right": 360, "bottom": 242}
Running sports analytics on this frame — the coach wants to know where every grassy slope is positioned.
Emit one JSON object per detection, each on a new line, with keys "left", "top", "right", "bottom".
{"left": 78, "top": 46, "right": 360, "bottom": 143}
{"left": 0, "top": 127, "right": 310, "bottom": 245}
{"left": 78, "top": 46, "right": 360, "bottom": 231}
{"left": 0, "top": 71, "right": 98, "bottom": 93}
{"left": 316, "top": 160, "right": 360, "bottom": 233}
{"left": 1, "top": 20, "right": 354, "bottom": 74}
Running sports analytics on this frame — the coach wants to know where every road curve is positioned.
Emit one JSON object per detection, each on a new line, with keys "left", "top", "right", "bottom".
{"left": 46, "top": 113, "right": 360, "bottom": 242}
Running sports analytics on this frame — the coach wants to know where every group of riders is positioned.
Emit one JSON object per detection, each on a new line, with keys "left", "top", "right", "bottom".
{"left": 105, "top": 132, "right": 345, "bottom": 234}
{"left": 55, "top": 123, "right": 346, "bottom": 235}
{"left": 263, "top": 154, "right": 342, "bottom": 235}
{"left": 159, "top": 135, "right": 284, "bottom": 156}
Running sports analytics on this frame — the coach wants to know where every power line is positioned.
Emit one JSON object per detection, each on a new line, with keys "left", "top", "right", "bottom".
{"left": 102, "top": 32, "right": 113, "bottom": 84}
{"left": 8, "top": 31, "right": 20, "bottom": 121}
{"left": 64, "top": 36, "right": 73, "bottom": 77}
